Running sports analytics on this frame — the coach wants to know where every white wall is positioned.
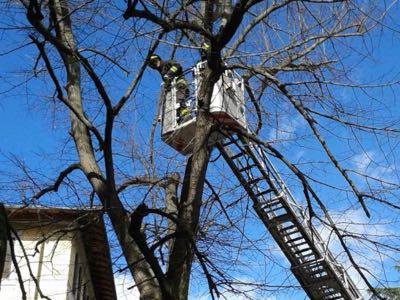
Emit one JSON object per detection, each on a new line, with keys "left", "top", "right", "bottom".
{"left": 0, "top": 226, "right": 95, "bottom": 300}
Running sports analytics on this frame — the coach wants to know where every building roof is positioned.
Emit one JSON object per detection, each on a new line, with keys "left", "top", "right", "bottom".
{"left": 6, "top": 205, "right": 117, "bottom": 300}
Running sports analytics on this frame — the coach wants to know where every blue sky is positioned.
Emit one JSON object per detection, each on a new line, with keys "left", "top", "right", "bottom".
{"left": 1, "top": 2, "right": 400, "bottom": 300}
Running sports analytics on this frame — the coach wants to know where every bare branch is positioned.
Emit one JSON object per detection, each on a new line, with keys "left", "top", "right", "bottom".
{"left": 122, "top": 2, "right": 214, "bottom": 39}
{"left": 10, "top": 226, "right": 51, "bottom": 300}
{"left": 29, "top": 36, "right": 105, "bottom": 147}
{"left": 117, "top": 174, "right": 179, "bottom": 194}
{"left": 31, "top": 163, "right": 81, "bottom": 201}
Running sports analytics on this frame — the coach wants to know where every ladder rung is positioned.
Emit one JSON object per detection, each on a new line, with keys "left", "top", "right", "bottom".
{"left": 271, "top": 214, "right": 291, "bottom": 224}
{"left": 285, "top": 232, "right": 303, "bottom": 240}
{"left": 248, "top": 177, "right": 263, "bottom": 186}
{"left": 279, "top": 225, "right": 299, "bottom": 235}
{"left": 312, "top": 281, "right": 333, "bottom": 290}
{"left": 265, "top": 204, "right": 285, "bottom": 214}
{"left": 293, "top": 260, "right": 323, "bottom": 274}
{"left": 303, "top": 261, "right": 325, "bottom": 270}
{"left": 280, "top": 225, "right": 297, "bottom": 233}
{"left": 261, "top": 205, "right": 282, "bottom": 215}
{"left": 305, "top": 266, "right": 326, "bottom": 276}
{"left": 261, "top": 197, "right": 285, "bottom": 210}
{"left": 294, "top": 247, "right": 312, "bottom": 255}
{"left": 308, "top": 275, "right": 331, "bottom": 286}
{"left": 298, "top": 253, "right": 316, "bottom": 261}
{"left": 287, "top": 236, "right": 305, "bottom": 244}
{"left": 290, "top": 241, "right": 308, "bottom": 248}
{"left": 222, "top": 138, "right": 239, "bottom": 147}
{"left": 307, "top": 273, "right": 328, "bottom": 283}
{"left": 230, "top": 152, "right": 245, "bottom": 160}
{"left": 255, "top": 189, "right": 273, "bottom": 197}
{"left": 295, "top": 258, "right": 323, "bottom": 269}
{"left": 326, "top": 293, "right": 342, "bottom": 299}
{"left": 269, "top": 193, "right": 285, "bottom": 203}
{"left": 238, "top": 164, "right": 256, "bottom": 172}
{"left": 324, "top": 289, "right": 341, "bottom": 297}
{"left": 329, "top": 293, "right": 346, "bottom": 300}
{"left": 261, "top": 198, "right": 282, "bottom": 208}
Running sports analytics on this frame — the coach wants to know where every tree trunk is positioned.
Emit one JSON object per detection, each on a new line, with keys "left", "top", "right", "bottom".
{"left": 48, "top": 1, "right": 162, "bottom": 299}
{"left": 164, "top": 173, "right": 180, "bottom": 254}
{"left": 166, "top": 65, "right": 221, "bottom": 299}
{"left": 0, "top": 204, "right": 8, "bottom": 284}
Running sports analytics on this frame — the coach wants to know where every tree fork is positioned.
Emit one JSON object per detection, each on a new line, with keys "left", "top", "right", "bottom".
{"left": 166, "top": 63, "right": 222, "bottom": 299}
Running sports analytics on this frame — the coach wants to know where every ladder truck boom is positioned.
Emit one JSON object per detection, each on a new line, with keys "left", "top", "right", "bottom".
{"left": 217, "top": 133, "right": 362, "bottom": 300}
{"left": 158, "top": 61, "right": 362, "bottom": 299}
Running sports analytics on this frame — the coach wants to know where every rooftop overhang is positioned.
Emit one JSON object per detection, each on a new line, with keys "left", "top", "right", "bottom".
{"left": 5, "top": 205, "right": 118, "bottom": 300}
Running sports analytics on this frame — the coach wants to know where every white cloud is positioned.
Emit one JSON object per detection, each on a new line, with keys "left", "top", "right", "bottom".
{"left": 268, "top": 116, "right": 304, "bottom": 142}
{"left": 352, "top": 151, "right": 374, "bottom": 173}
{"left": 318, "top": 208, "right": 394, "bottom": 298}
{"left": 351, "top": 150, "right": 394, "bottom": 181}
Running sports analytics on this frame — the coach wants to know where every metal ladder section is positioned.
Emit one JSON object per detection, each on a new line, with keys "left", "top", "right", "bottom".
{"left": 216, "top": 133, "right": 362, "bottom": 300}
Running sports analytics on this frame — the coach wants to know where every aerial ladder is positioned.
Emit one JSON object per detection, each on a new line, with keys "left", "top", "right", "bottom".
{"left": 159, "top": 62, "right": 363, "bottom": 299}
{"left": 217, "top": 133, "right": 362, "bottom": 300}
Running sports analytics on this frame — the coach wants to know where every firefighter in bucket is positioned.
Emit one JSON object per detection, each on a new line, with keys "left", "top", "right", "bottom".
{"left": 148, "top": 54, "right": 191, "bottom": 124}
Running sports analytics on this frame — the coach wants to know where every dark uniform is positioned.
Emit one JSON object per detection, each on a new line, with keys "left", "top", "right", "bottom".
{"left": 157, "top": 60, "right": 190, "bottom": 123}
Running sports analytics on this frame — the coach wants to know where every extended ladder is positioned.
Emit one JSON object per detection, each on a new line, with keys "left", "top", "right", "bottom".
{"left": 217, "top": 133, "right": 362, "bottom": 300}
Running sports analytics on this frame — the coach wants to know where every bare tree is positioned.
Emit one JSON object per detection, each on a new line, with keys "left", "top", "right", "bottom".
{"left": 1, "top": 0, "right": 400, "bottom": 299}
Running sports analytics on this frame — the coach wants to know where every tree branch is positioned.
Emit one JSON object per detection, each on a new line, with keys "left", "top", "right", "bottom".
{"left": 26, "top": 1, "right": 113, "bottom": 112}
{"left": 113, "top": 31, "right": 164, "bottom": 116}
{"left": 10, "top": 225, "right": 51, "bottom": 300}
{"left": 31, "top": 163, "right": 81, "bottom": 201}
{"left": 29, "top": 36, "right": 105, "bottom": 147}
{"left": 128, "top": 203, "right": 173, "bottom": 299}
{"left": 1, "top": 204, "right": 27, "bottom": 300}
{"left": 117, "top": 174, "right": 179, "bottom": 194}
{"left": 123, "top": 1, "right": 214, "bottom": 39}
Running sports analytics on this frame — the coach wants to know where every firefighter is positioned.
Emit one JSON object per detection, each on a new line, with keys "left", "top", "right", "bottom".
{"left": 147, "top": 54, "right": 191, "bottom": 124}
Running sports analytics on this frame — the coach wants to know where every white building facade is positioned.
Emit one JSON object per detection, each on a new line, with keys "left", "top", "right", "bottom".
{"left": 0, "top": 207, "right": 117, "bottom": 300}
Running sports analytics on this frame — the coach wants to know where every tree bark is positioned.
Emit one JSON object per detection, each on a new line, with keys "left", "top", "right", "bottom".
{"left": 0, "top": 204, "right": 7, "bottom": 284}
{"left": 47, "top": 1, "right": 162, "bottom": 298}
{"left": 166, "top": 64, "right": 222, "bottom": 299}
{"left": 164, "top": 173, "right": 180, "bottom": 253}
